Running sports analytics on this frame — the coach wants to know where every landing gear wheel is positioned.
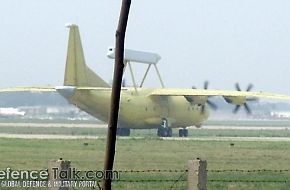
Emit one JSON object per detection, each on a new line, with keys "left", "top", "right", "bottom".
{"left": 179, "top": 128, "right": 188, "bottom": 137}
{"left": 179, "top": 129, "right": 184, "bottom": 137}
{"left": 157, "top": 128, "right": 162, "bottom": 137}
{"left": 117, "top": 128, "right": 130, "bottom": 136}
{"left": 183, "top": 129, "right": 188, "bottom": 137}
{"left": 157, "top": 127, "right": 168, "bottom": 137}
{"left": 167, "top": 128, "right": 172, "bottom": 137}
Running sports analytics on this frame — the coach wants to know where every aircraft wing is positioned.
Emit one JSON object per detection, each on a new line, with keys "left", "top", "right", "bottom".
{"left": 149, "top": 88, "right": 290, "bottom": 100}
{"left": 0, "top": 86, "right": 56, "bottom": 93}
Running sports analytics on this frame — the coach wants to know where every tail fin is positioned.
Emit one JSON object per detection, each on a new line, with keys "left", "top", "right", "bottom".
{"left": 64, "top": 24, "right": 110, "bottom": 87}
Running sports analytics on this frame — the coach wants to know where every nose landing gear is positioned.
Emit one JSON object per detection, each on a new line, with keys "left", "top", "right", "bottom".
{"left": 157, "top": 118, "right": 172, "bottom": 137}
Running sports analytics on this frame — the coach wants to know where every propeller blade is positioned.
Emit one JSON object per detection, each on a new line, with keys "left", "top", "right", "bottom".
{"left": 207, "top": 100, "right": 218, "bottom": 110}
{"left": 184, "top": 96, "right": 193, "bottom": 103}
{"left": 244, "top": 103, "right": 252, "bottom": 114}
{"left": 204, "top": 81, "right": 209, "bottom": 90}
{"left": 235, "top": 83, "right": 241, "bottom": 91}
{"left": 233, "top": 105, "right": 241, "bottom": 113}
{"left": 232, "top": 83, "right": 256, "bottom": 114}
{"left": 246, "top": 83, "right": 254, "bottom": 91}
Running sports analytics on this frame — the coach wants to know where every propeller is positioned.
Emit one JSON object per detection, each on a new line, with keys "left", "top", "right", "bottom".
{"left": 204, "top": 81, "right": 209, "bottom": 90}
{"left": 203, "top": 81, "right": 217, "bottom": 111}
{"left": 233, "top": 83, "right": 258, "bottom": 114}
{"left": 191, "top": 81, "right": 218, "bottom": 112}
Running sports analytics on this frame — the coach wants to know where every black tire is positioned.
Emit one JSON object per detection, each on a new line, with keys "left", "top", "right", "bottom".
{"left": 117, "top": 128, "right": 130, "bottom": 136}
{"left": 179, "top": 129, "right": 184, "bottom": 137}
{"left": 124, "top": 128, "right": 130, "bottom": 136}
{"left": 162, "top": 128, "right": 168, "bottom": 137}
{"left": 157, "top": 127, "right": 168, "bottom": 137}
{"left": 157, "top": 128, "right": 162, "bottom": 137}
{"left": 183, "top": 129, "right": 188, "bottom": 137}
{"left": 117, "top": 128, "right": 122, "bottom": 136}
{"left": 157, "top": 127, "right": 164, "bottom": 137}
{"left": 167, "top": 128, "right": 172, "bottom": 137}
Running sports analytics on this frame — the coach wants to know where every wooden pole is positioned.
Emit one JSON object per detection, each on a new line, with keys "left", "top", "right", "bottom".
{"left": 187, "top": 159, "right": 207, "bottom": 190}
{"left": 102, "top": 0, "right": 131, "bottom": 189}
{"left": 48, "top": 158, "right": 71, "bottom": 190}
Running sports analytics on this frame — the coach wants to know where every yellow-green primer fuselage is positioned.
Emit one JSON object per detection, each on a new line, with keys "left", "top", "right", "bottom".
{"left": 68, "top": 87, "right": 209, "bottom": 129}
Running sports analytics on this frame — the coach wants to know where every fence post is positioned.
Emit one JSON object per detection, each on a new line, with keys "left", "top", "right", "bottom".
{"left": 187, "top": 159, "right": 207, "bottom": 190}
{"left": 48, "top": 158, "right": 71, "bottom": 190}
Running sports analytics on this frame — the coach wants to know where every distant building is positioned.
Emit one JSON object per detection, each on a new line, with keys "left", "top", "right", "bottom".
{"left": 270, "top": 111, "right": 290, "bottom": 119}
{"left": 0, "top": 107, "right": 26, "bottom": 117}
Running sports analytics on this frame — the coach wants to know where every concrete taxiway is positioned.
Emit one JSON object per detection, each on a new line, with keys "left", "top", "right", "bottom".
{"left": 0, "top": 133, "right": 290, "bottom": 142}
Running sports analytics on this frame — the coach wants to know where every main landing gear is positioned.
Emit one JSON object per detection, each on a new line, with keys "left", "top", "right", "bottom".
{"left": 156, "top": 118, "right": 189, "bottom": 137}
{"left": 157, "top": 118, "right": 172, "bottom": 137}
{"left": 157, "top": 127, "right": 172, "bottom": 137}
{"left": 117, "top": 128, "right": 130, "bottom": 136}
{"left": 178, "top": 128, "right": 188, "bottom": 137}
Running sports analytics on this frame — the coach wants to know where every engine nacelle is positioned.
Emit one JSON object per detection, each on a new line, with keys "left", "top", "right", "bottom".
{"left": 195, "top": 124, "right": 202, "bottom": 128}
{"left": 223, "top": 96, "right": 246, "bottom": 106}
{"left": 184, "top": 95, "right": 208, "bottom": 106}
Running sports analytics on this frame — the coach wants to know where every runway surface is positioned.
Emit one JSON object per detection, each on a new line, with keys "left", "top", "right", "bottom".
{"left": 0, "top": 121, "right": 289, "bottom": 141}
{"left": 201, "top": 125, "right": 290, "bottom": 130}
{"left": 0, "top": 123, "right": 289, "bottom": 130}
{"left": 0, "top": 133, "right": 290, "bottom": 141}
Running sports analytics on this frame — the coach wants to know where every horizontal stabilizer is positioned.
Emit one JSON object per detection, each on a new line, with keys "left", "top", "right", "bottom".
{"left": 0, "top": 86, "right": 56, "bottom": 93}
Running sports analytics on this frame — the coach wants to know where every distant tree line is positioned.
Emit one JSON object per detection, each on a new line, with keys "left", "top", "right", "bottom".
{"left": 0, "top": 92, "right": 69, "bottom": 107}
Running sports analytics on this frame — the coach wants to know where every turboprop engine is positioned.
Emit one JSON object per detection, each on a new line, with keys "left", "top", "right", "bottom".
{"left": 223, "top": 83, "right": 258, "bottom": 114}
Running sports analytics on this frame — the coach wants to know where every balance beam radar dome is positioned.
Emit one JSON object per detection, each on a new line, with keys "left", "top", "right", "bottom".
{"left": 107, "top": 47, "right": 161, "bottom": 64}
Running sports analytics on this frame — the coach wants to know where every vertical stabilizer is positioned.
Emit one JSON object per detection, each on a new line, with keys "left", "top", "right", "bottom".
{"left": 64, "top": 24, "right": 110, "bottom": 87}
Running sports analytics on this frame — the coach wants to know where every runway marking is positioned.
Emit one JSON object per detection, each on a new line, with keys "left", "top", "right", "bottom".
{"left": 160, "top": 137, "right": 290, "bottom": 142}
{"left": 0, "top": 133, "right": 102, "bottom": 140}
{"left": 0, "top": 123, "right": 106, "bottom": 128}
{"left": 200, "top": 126, "right": 290, "bottom": 130}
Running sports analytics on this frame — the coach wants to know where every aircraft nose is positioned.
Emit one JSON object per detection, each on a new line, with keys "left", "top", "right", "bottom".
{"left": 55, "top": 86, "right": 76, "bottom": 99}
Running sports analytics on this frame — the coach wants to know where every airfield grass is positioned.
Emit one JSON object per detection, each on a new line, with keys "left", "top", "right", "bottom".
{"left": 0, "top": 138, "right": 289, "bottom": 190}
{"left": 0, "top": 120, "right": 290, "bottom": 189}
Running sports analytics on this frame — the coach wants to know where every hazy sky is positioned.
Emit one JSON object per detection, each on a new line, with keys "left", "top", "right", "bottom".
{"left": 1, "top": 0, "right": 290, "bottom": 94}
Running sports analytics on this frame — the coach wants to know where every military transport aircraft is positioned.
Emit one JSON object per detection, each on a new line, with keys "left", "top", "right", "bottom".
{"left": 1, "top": 24, "right": 290, "bottom": 137}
